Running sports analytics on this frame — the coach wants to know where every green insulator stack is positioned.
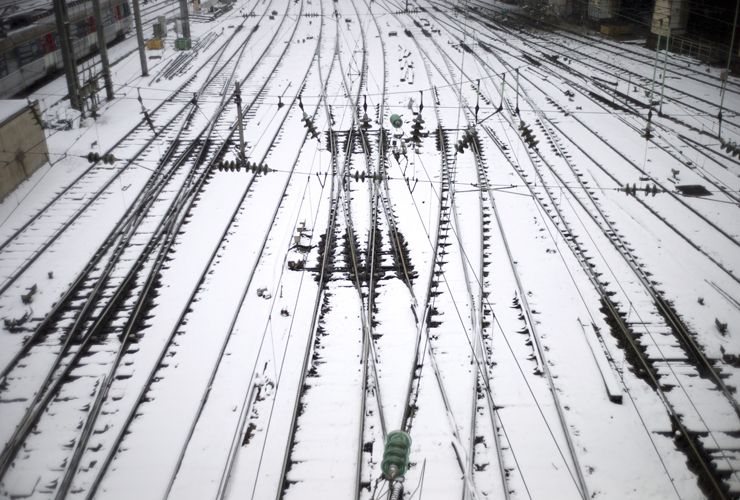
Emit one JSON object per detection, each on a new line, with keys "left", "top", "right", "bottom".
{"left": 389, "top": 114, "right": 403, "bottom": 129}
{"left": 381, "top": 430, "right": 412, "bottom": 480}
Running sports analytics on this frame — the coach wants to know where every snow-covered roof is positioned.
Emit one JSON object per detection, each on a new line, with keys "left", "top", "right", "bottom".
{"left": 0, "top": 100, "right": 30, "bottom": 125}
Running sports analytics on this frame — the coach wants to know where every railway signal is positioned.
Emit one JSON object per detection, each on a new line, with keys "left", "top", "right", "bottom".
{"left": 234, "top": 82, "right": 247, "bottom": 162}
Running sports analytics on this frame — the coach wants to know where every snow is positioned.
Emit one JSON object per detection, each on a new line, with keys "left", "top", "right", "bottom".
{"left": 0, "top": 100, "right": 28, "bottom": 124}
{"left": 0, "top": 0, "right": 739, "bottom": 498}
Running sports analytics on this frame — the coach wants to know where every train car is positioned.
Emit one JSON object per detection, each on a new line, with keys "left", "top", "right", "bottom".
{"left": 0, "top": 0, "right": 132, "bottom": 98}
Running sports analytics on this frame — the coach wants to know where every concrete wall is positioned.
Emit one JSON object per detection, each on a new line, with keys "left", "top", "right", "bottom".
{"left": 651, "top": 0, "right": 689, "bottom": 37}
{"left": 548, "top": 0, "right": 572, "bottom": 18}
{"left": 588, "top": 0, "right": 620, "bottom": 21}
{"left": 0, "top": 101, "right": 48, "bottom": 201}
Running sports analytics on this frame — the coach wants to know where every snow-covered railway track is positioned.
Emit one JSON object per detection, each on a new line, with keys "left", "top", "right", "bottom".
{"left": 418, "top": 9, "right": 740, "bottom": 494}
{"left": 0, "top": 2, "right": 308, "bottom": 497}
{"left": 73, "top": 15, "right": 322, "bottom": 500}
{"left": 484, "top": 119, "right": 738, "bottom": 498}
{"left": 453, "top": 1, "right": 740, "bottom": 140}
{"left": 466, "top": 0, "right": 740, "bottom": 98}
{"left": 60, "top": 4, "right": 312, "bottom": 498}
{"left": 431, "top": 35, "right": 739, "bottom": 499}
{"left": 423, "top": 1, "right": 740, "bottom": 240}
{"left": 419, "top": 1, "right": 739, "bottom": 195}
{"left": 448, "top": 33, "right": 740, "bottom": 412}
{"left": 446, "top": 37, "right": 740, "bottom": 436}
{"left": 0, "top": 0, "right": 284, "bottom": 447}
{"left": 515, "top": 113, "right": 739, "bottom": 412}
{"left": 493, "top": 107, "right": 740, "bottom": 498}
{"left": 275, "top": 3, "right": 375, "bottom": 496}
{"left": 355, "top": 5, "right": 507, "bottom": 496}
{"left": 382, "top": 2, "right": 728, "bottom": 494}
{"left": 348, "top": 0, "right": 394, "bottom": 495}
{"left": 401, "top": 15, "right": 594, "bottom": 499}
{"left": 161, "top": 17, "right": 338, "bottom": 500}
{"left": 456, "top": 131, "right": 511, "bottom": 500}
{"left": 2, "top": 0, "right": 738, "bottom": 498}
{"left": 0, "top": 4, "right": 271, "bottom": 302}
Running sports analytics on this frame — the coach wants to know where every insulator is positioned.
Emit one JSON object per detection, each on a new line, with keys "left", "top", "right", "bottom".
{"left": 381, "top": 431, "right": 411, "bottom": 480}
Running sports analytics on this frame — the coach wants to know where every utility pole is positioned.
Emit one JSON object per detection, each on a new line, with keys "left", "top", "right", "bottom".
{"left": 179, "top": 0, "right": 191, "bottom": 40}
{"left": 91, "top": 0, "right": 113, "bottom": 100}
{"left": 649, "top": 25, "right": 662, "bottom": 103}
{"left": 234, "top": 82, "right": 246, "bottom": 165}
{"left": 718, "top": 0, "right": 740, "bottom": 139}
{"left": 646, "top": 19, "right": 664, "bottom": 137}
{"left": 658, "top": 17, "right": 671, "bottom": 115}
{"left": 53, "top": 0, "right": 80, "bottom": 110}
{"left": 131, "top": 0, "right": 148, "bottom": 76}
{"left": 515, "top": 68, "right": 520, "bottom": 114}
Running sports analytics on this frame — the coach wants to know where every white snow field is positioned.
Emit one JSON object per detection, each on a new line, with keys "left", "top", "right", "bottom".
{"left": 0, "top": 0, "right": 739, "bottom": 498}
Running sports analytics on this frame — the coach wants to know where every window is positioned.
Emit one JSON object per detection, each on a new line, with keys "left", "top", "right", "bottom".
{"left": 0, "top": 54, "right": 8, "bottom": 78}
{"left": 75, "top": 20, "right": 88, "bottom": 38}
{"left": 16, "top": 39, "right": 42, "bottom": 66}
{"left": 102, "top": 6, "right": 112, "bottom": 26}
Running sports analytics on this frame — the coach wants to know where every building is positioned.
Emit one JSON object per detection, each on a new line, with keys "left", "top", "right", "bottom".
{"left": 0, "top": 100, "right": 48, "bottom": 200}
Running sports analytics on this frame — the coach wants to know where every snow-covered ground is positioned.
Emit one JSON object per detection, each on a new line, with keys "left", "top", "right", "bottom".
{"left": 0, "top": 0, "right": 739, "bottom": 498}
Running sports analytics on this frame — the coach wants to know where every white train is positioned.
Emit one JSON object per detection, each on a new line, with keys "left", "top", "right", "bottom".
{"left": 0, "top": 0, "right": 132, "bottom": 98}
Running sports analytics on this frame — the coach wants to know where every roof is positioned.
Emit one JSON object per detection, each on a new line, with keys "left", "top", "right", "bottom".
{"left": 0, "top": 100, "right": 31, "bottom": 125}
